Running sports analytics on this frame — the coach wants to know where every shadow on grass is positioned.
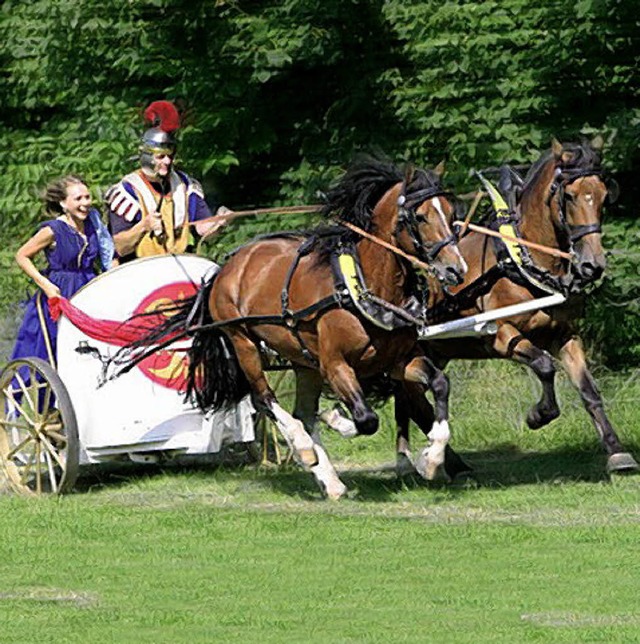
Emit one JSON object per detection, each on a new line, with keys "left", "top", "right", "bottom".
{"left": 439, "top": 440, "right": 640, "bottom": 489}
{"left": 73, "top": 444, "right": 259, "bottom": 495}
{"left": 72, "top": 440, "right": 640, "bottom": 501}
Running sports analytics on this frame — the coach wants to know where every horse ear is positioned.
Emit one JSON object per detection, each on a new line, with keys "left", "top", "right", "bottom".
{"left": 403, "top": 162, "right": 415, "bottom": 186}
{"left": 434, "top": 160, "right": 446, "bottom": 177}
{"left": 591, "top": 134, "right": 604, "bottom": 151}
{"left": 551, "top": 137, "right": 575, "bottom": 164}
{"left": 606, "top": 177, "right": 620, "bottom": 204}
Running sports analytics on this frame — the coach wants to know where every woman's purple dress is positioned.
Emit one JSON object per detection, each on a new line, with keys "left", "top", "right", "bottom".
{"left": 10, "top": 217, "right": 99, "bottom": 367}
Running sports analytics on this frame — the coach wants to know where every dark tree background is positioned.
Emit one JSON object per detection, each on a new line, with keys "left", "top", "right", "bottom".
{"left": 1, "top": 0, "right": 638, "bottom": 363}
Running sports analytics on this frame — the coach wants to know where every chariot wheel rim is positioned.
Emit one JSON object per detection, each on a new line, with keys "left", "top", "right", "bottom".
{"left": 0, "top": 358, "right": 79, "bottom": 495}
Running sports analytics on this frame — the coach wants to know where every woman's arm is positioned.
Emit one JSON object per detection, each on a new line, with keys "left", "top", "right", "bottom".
{"left": 15, "top": 226, "right": 60, "bottom": 298}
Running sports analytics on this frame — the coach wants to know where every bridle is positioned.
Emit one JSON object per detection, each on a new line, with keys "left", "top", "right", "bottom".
{"left": 396, "top": 185, "right": 457, "bottom": 264}
{"left": 547, "top": 167, "right": 604, "bottom": 247}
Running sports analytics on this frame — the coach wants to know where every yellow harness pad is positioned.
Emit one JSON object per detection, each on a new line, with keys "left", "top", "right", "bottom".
{"left": 338, "top": 253, "right": 386, "bottom": 328}
{"left": 497, "top": 223, "right": 523, "bottom": 266}
{"left": 338, "top": 253, "right": 363, "bottom": 298}
{"left": 478, "top": 175, "right": 523, "bottom": 266}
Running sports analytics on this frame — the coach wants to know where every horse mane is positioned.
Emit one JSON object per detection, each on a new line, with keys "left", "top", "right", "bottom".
{"left": 314, "top": 155, "right": 445, "bottom": 262}
{"left": 215, "top": 155, "right": 448, "bottom": 268}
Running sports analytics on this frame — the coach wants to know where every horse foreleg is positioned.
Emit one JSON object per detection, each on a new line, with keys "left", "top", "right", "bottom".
{"left": 559, "top": 336, "right": 639, "bottom": 474}
{"left": 493, "top": 323, "right": 560, "bottom": 429}
{"left": 394, "top": 365, "right": 471, "bottom": 480}
{"left": 292, "top": 367, "right": 324, "bottom": 436}
{"left": 321, "top": 360, "right": 379, "bottom": 436}
{"left": 394, "top": 385, "right": 415, "bottom": 475}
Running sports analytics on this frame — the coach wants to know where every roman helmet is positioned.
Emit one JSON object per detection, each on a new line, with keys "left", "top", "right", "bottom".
{"left": 139, "top": 100, "right": 181, "bottom": 174}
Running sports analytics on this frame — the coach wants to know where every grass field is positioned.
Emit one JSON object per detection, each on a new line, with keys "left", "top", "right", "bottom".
{"left": 1, "top": 361, "right": 639, "bottom": 643}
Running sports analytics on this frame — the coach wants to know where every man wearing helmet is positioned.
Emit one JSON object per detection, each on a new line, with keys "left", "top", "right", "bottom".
{"left": 106, "top": 100, "right": 228, "bottom": 262}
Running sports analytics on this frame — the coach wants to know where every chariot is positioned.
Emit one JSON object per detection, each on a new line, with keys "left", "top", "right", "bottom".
{"left": 0, "top": 254, "right": 255, "bottom": 495}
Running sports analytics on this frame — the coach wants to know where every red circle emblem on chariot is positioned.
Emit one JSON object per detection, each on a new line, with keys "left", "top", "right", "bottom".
{"left": 132, "top": 282, "right": 197, "bottom": 390}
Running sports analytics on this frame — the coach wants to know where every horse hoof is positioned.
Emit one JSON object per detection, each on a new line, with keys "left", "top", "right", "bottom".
{"left": 396, "top": 452, "right": 415, "bottom": 477}
{"left": 607, "top": 452, "right": 640, "bottom": 475}
{"left": 353, "top": 408, "right": 378, "bottom": 436}
{"left": 297, "top": 447, "right": 319, "bottom": 469}
{"left": 526, "top": 407, "right": 560, "bottom": 430}
{"left": 444, "top": 445, "right": 473, "bottom": 480}
{"left": 414, "top": 447, "right": 442, "bottom": 481}
{"left": 323, "top": 480, "right": 348, "bottom": 500}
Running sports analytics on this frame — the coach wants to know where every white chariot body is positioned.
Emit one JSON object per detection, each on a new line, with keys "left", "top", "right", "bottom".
{"left": 0, "top": 255, "right": 255, "bottom": 495}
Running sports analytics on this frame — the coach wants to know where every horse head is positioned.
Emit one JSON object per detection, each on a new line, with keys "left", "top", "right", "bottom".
{"left": 548, "top": 137, "right": 612, "bottom": 284}
{"left": 521, "top": 136, "right": 613, "bottom": 287}
{"left": 321, "top": 156, "right": 467, "bottom": 287}
{"left": 394, "top": 161, "right": 468, "bottom": 286}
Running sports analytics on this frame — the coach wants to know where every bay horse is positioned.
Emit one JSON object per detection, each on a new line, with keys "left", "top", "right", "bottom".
{"left": 388, "top": 137, "right": 638, "bottom": 477}
{"left": 113, "top": 157, "right": 467, "bottom": 498}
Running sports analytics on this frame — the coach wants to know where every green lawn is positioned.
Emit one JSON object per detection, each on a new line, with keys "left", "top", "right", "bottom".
{"left": 1, "top": 361, "right": 639, "bottom": 643}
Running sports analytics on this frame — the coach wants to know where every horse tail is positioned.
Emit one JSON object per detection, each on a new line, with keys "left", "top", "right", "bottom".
{"left": 107, "top": 273, "right": 250, "bottom": 412}
{"left": 184, "top": 278, "right": 251, "bottom": 411}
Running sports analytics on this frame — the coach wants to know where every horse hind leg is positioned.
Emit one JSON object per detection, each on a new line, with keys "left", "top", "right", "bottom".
{"left": 226, "top": 331, "right": 349, "bottom": 497}
{"left": 402, "top": 356, "right": 465, "bottom": 481}
{"left": 283, "top": 367, "right": 348, "bottom": 500}
{"left": 559, "top": 337, "right": 639, "bottom": 474}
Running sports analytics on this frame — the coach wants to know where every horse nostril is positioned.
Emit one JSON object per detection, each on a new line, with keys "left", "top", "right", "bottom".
{"left": 579, "top": 263, "right": 603, "bottom": 281}
{"left": 445, "top": 267, "right": 464, "bottom": 286}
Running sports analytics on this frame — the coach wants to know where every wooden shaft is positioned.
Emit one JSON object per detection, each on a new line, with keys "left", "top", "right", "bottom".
{"left": 459, "top": 190, "right": 485, "bottom": 237}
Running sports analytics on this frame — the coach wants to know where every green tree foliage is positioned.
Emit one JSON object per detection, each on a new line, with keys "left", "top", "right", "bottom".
{"left": 0, "top": 0, "right": 638, "bottom": 363}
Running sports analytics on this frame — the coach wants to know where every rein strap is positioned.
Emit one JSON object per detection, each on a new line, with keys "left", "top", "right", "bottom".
{"left": 338, "top": 220, "right": 436, "bottom": 275}
{"left": 453, "top": 221, "right": 572, "bottom": 261}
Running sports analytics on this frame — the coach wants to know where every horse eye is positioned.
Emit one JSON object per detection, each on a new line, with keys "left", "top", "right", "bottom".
{"left": 564, "top": 193, "right": 575, "bottom": 203}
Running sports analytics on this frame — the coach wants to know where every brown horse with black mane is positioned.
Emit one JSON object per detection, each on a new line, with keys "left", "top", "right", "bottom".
{"left": 390, "top": 137, "right": 638, "bottom": 476}
{"left": 113, "top": 157, "right": 467, "bottom": 498}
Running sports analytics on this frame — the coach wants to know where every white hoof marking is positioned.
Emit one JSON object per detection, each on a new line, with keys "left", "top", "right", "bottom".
{"left": 311, "top": 442, "right": 347, "bottom": 500}
{"left": 318, "top": 408, "right": 358, "bottom": 438}
{"left": 415, "top": 421, "right": 450, "bottom": 481}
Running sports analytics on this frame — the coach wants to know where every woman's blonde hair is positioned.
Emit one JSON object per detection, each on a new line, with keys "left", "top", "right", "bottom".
{"left": 42, "top": 175, "right": 87, "bottom": 216}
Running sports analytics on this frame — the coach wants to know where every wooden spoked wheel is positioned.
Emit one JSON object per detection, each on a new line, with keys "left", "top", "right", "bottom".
{"left": 256, "top": 369, "right": 297, "bottom": 466}
{"left": 0, "top": 357, "right": 79, "bottom": 495}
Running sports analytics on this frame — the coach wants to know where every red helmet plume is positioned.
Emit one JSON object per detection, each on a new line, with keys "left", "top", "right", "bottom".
{"left": 143, "top": 100, "right": 181, "bottom": 133}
